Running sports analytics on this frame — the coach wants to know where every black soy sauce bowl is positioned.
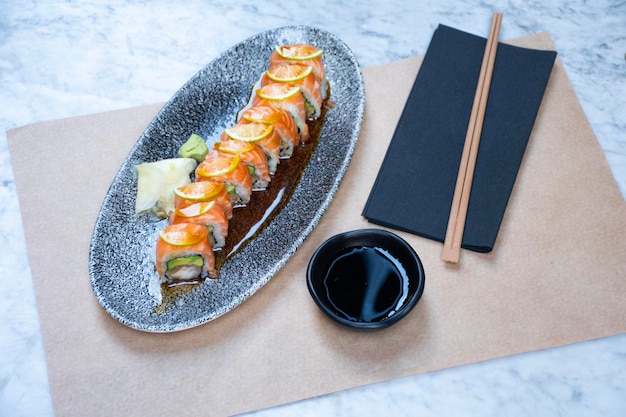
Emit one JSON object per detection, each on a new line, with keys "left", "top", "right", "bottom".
{"left": 307, "top": 228, "right": 425, "bottom": 331}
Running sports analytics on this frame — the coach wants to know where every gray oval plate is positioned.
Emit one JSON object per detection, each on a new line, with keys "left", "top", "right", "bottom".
{"left": 88, "top": 26, "right": 365, "bottom": 332}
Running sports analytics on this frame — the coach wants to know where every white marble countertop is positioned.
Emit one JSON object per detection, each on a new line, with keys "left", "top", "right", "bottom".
{"left": 1, "top": 1, "right": 625, "bottom": 416}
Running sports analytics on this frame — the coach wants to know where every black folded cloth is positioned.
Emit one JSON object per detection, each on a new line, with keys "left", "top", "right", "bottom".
{"left": 362, "top": 24, "right": 557, "bottom": 253}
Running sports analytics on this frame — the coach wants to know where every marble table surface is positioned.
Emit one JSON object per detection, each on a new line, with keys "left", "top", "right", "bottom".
{"left": 1, "top": 1, "right": 625, "bottom": 416}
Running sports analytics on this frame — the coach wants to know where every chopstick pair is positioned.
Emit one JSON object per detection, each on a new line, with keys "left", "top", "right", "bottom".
{"left": 441, "top": 12, "right": 503, "bottom": 264}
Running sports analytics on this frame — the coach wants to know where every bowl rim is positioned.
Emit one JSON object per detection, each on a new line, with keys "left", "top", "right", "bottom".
{"left": 306, "top": 228, "right": 425, "bottom": 330}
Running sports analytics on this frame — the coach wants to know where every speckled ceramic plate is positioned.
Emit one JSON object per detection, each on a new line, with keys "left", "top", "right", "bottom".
{"left": 88, "top": 26, "right": 365, "bottom": 332}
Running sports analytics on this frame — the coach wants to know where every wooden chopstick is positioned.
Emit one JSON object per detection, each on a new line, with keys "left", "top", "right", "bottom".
{"left": 441, "top": 12, "right": 503, "bottom": 264}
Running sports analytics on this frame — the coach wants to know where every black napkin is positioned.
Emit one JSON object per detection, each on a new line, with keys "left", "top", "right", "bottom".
{"left": 362, "top": 24, "right": 557, "bottom": 253}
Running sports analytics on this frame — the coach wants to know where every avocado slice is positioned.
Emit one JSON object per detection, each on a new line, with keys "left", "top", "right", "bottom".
{"left": 166, "top": 256, "right": 203, "bottom": 271}
{"left": 304, "top": 99, "right": 315, "bottom": 118}
{"left": 225, "top": 184, "right": 236, "bottom": 198}
{"left": 165, "top": 256, "right": 205, "bottom": 281}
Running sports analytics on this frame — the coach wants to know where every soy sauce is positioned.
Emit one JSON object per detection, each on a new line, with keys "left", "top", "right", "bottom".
{"left": 323, "top": 246, "right": 409, "bottom": 322}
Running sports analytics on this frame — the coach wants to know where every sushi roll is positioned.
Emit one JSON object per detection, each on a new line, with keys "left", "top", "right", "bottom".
{"left": 195, "top": 150, "right": 253, "bottom": 207}
{"left": 174, "top": 181, "right": 233, "bottom": 220}
{"left": 169, "top": 201, "right": 229, "bottom": 250}
{"left": 223, "top": 122, "right": 281, "bottom": 173}
{"left": 156, "top": 222, "right": 218, "bottom": 282}
{"left": 251, "top": 83, "right": 309, "bottom": 142}
{"left": 144, "top": 42, "right": 335, "bottom": 287}
{"left": 238, "top": 105, "right": 300, "bottom": 157}
{"left": 214, "top": 137, "right": 271, "bottom": 190}
{"left": 269, "top": 44, "right": 328, "bottom": 100}
{"left": 262, "top": 64, "right": 323, "bottom": 120}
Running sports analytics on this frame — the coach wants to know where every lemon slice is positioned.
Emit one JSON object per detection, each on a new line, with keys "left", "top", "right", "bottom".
{"left": 175, "top": 201, "right": 215, "bottom": 218}
{"left": 224, "top": 123, "right": 274, "bottom": 143}
{"left": 266, "top": 64, "right": 313, "bottom": 83}
{"left": 158, "top": 223, "right": 206, "bottom": 246}
{"left": 173, "top": 181, "right": 224, "bottom": 201}
{"left": 215, "top": 138, "right": 256, "bottom": 154}
{"left": 274, "top": 44, "right": 323, "bottom": 61}
{"left": 196, "top": 153, "right": 241, "bottom": 178}
{"left": 256, "top": 83, "right": 301, "bottom": 101}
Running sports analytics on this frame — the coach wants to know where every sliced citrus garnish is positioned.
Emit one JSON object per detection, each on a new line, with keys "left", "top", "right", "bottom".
{"left": 274, "top": 44, "right": 323, "bottom": 61}
{"left": 266, "top": 64, "right": 313, "bottom": 83}
{"left": 173, "top": 181, "right": 224, "bottom": 201}
{"left": 224, "top": 123, "right": 274, "bottom": 143}
{"left": 256, "top": 83, "right": 301, "bottom": 101}
{"left": 158, "top": 223, "right": 206, "bottom": 246}
{"left": 241, "top": 106, "right": 281, "bottom": 125}
{"left": 174, "top": 201, "right": 215, "bottom": 218}
{"left": 215, "top": 138, "right": 256, "bottom": 155}
{"left": 196, "top": 152, "right": 241, "bottom": 178}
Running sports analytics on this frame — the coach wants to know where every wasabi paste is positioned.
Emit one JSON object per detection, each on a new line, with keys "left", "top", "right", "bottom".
{"left": 178, "top": 133, "right": 209, "bottom": 162}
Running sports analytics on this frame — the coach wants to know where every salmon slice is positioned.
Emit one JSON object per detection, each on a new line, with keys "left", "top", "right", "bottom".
{"left": 214, "top": 138, "right": 271, "bottom": 190}
{"left": 169, "top": 201, "right": 229, "bottom": 250}
{"left": 251, "top": 83, "right": 309, "bottom": 142}
{"left": 262, "top": 65, "right": 323, "bottom": 119}
{"left": 195, "top": 150, "right": 252, "bottom": 207}
{"left": 269, "top": 44, "right": 326, "bottom": 90}
{"left": 174, "top": 181, "right": 234, "bottom": 220}
{"left": 223, "top": 122, "right": 282, "bottom": 173}
{"left": 239, "top": 105, "right": 301, "bottom": 157}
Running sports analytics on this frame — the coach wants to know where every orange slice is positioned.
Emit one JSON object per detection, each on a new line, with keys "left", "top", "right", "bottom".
{"left": 274, "top": 44, "right": 323, "bottom": 61}
{"left": 174, "top": 181, "right": 224, "bottom": 201}
{"left": 196, "top": 153, "right": 241, "bottom": 178}
{"left": 266, "top": 64, "right": 313, "bottom": 82}
{"left": 256, "top": 83, "right": 301, "bottom": 101}
{"left": 214, "top": 138, "right": 256, "bottom": 154}
{"left": 224, "top": 123, "right": 274, "bottom": 143}
{"left": 158, "top": 223, "right": 206, "bottom": 246}
{"left": 174, "top": 201, "right": 215, "bottom": 218}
